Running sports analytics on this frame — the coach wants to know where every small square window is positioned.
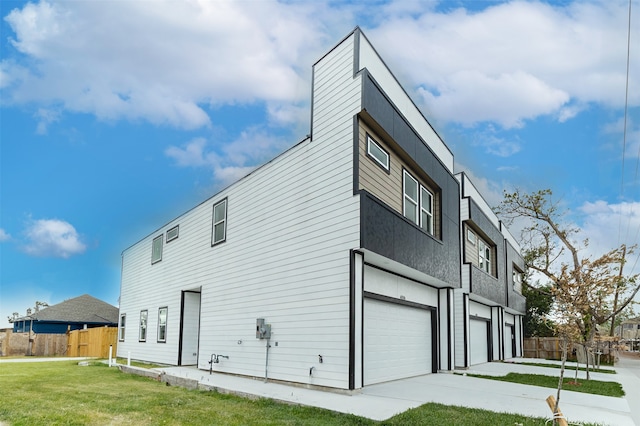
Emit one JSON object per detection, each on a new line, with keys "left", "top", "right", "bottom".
{"left": 151, "top": 235, "right": 163, "bottom": 264}
{"left": 166, "top": 225, "right": 179, "bottom": 243}
{"left": 119, "top": 314, "right": 126, "bottom": 342}
{"left": 212, "top": 199, "right": 227, "bottom": 245}
{"left": 367, "top": 135, "right": 390, "bottom": 171}
{"left": 157, "top": 307, "right": 168, "bottom": 343}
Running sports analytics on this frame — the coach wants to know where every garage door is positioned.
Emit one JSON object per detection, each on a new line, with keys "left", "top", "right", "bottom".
{"left": 364, "top": 298, "right": 433, "bottom": 385}
{"left": 469, "top": 319, "right": 489, "bottom": 365}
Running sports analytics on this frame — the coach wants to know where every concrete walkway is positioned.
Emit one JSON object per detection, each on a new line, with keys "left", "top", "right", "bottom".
{"left": 146, "top": 355, "right": 639, "bottom": 425}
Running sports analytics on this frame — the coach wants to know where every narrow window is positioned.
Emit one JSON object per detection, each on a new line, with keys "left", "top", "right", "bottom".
{"left": 420, "top": 186, "right": 434, "bottom": 235}
{"left": 367, "top": 135, "right": 390, "bottom": 171}
{"left": 403, "top": 171, "right": 419, "bottom": 225}
{"left": 467, "top": 229, "right": 476, "bottom": 245}
{"left": 151, "top": 235, "right": 163, "bottom": 264}
{"left": 212, "top": 199, "right": 227, "bottom": 245}
{"left": 119, "top": 314, "right": 126, "bottom": 342}
{"left": 166, "top": 225, "right": 179, "bottom": 243}
{"left": 157, "top": 307, "right": 168, "bottom": 343}
{"left": 139, "top": 310, "right": 148, "bottom": 342}
{"left": 479, "top": 240, "right": 491, "bottom": 275}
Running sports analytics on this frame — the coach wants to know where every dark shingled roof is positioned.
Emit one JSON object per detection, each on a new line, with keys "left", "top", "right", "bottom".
{"left": 19, "top": 294, "right": 118, "bottom": 325}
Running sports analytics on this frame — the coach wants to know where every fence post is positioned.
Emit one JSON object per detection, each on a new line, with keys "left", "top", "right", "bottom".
{"left": 108, "top": 345, "right": 113, "bottom": 367}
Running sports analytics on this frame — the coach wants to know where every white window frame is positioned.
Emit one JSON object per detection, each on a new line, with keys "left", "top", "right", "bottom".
{"left": 212, "top": 199, "right": 227, "bottom": 246}
{"left": 119, "top": 314, "right": 126, "bottom": 342}
{"left": 479, "top": 240, "right": 491, "bottom": 275}
{"left": 367, "top": 135, "right": 390, "bottom": 171}
{"left": 420, "top": 186, "right": 434, "bottom": 235}
{"left": 166, "top": 225, "right": 179, "bottom": 243}
{"left": 467, "top": 229, "right": 477, "bottom": 245}
{"left": 403, "top": 170, "right": 419, "bottom": 225}
{"left": 157, "top": 307, "right": 168, "bottom": 343}
{"left": 151, "top": 235, "right": 163, "bottom": 264}
{"left": 139, "top": 310, "right": 148, "bottom": 342}
{"left": 403, "top": 170, "right": 435, "bottom": 236}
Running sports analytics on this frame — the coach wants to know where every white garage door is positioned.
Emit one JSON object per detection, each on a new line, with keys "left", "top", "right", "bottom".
{"left": 470, "top": 319, "right": 489, "bottom": 365}
{"left": 364, "top": 298, "right": 432, "bottom": 385}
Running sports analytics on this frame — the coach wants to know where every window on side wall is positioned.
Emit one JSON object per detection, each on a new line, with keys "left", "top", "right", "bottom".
{"left": 212, "top": 199, "right": 227, "bottom": 246}
{"left": 157, "top": 307, "right": 168, "bottom": 343}
{"left": 139, "top": 310, "right": 148, "bottom": 342}
{"left": 403, "top": 170, "right": 435, "bottom": 236}
{"left": 119, "top": 314, "right": 126, "bottom": 342}
{"left": 478, "top": 240, "right": 491, "bottom": 275}
{"left": 151, "top": 235, "right": 163, "bottom": 264}
{"left": 367, "top": 135, "right": 390, "bottom": 171}
{"left": 166, "top": 225, "right": 179, "bottom": 243}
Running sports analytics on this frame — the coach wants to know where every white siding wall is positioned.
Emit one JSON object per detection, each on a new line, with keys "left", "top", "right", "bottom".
{"left": 364, "top": 266, "right": 439, "bottom": 307}
{"left": 119, "top": 33, "right": 361, "bottom": 389}
{"left": 469, "top": 301, "right": 491, "bottom": 319}
{"left": 454, "top": 290, "right": 466, "bottom": 367}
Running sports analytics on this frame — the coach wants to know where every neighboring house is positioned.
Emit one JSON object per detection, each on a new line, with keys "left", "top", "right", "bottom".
{"left": 117, "top": 28, "right": 525, "bottom": 390}
{"left": 12, "top": 294, "right": 118, "bottom": 334}
{"left": 455, "top": 173, "right": 526, "bottom": 367}
{"left": 617, "top": 317, "right": 640, "bottom": 340}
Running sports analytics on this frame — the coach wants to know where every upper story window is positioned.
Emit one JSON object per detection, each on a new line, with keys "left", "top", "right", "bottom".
{"left": 119, "top": 314, "right": 126, "bottom": 342}
{"left": 367, "top": 135, "right": 390, "bottom": 172}
{"left": 467, "top": 229, "right": 477, "bottom": 245}
{"left": 512, "top": 267, "right": 523, "bottom": 292}
{"left": 166, "top": 225, "right": 179, "bottom": 243}
{"left": 212, "top": 199, "right": 227, "bottom": 246}
{"left": 403, "top": 170, "right": 435, "bottom": 236}
{"left": 478, "top": 239, "right": 492, "bottom": 275}
{"left": 151, "top": 235, "right": 163, "bottom": 264}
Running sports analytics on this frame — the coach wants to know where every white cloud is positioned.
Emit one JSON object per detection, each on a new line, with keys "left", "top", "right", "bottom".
{"left": 370, "top": 0, "right": 639, "bottom": 127}
{"left": 2, "top": 0, "right": 637, "bottom": 139}
{"left": 22, "top": 218, "right": 86, "bottom": 258}
{"left": 1, "top": 0, "right": 333, "bottom": 129}
{"left": 579, "top": 200, "right": 640, "bottom": 274}
{"left": 0, "top": 228, "right": 10, "bottom": 242}
{"left": 166, "top": 129, "right": 289, "bottom": 186}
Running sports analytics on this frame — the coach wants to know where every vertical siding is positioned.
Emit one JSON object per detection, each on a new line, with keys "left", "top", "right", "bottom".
{"left": 119, "top": 33, "right": 361, "bottom": 389}
{"left": 453, "top": 290, "right": 465, "bottom": 367}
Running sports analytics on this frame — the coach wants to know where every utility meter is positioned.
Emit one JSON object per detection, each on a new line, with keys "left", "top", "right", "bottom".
{"left": 256, "top": 318, "right": 271, "bottom": 339}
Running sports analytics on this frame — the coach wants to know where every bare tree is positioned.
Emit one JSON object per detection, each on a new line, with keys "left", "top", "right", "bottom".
{"left": 497, "top": 189, "right": 639, "bottom": 345}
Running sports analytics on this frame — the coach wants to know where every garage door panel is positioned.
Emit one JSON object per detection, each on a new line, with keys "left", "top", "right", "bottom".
{"left": 470, "top": 319, "right": 489, "bottom": 365}
{"left": 364, "top": 298, "right": 432, "bottom": 385}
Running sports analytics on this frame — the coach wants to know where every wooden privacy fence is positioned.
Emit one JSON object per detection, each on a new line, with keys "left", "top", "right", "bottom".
{"left": 524, "top": 337, "right": 567, "bottom": 360}
{"left": 67, "top": 327, "right": 118, "bottom": 358}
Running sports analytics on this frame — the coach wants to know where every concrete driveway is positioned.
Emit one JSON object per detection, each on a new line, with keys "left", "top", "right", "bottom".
{"left": 150, "top": 355, "right": 638, "bottom": 425}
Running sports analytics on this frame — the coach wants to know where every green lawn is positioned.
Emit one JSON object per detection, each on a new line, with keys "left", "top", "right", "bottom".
{"left": 0, "top": 361, "right": 603, "bottom": 425}
{"left": 465, "top": 372, "right": 625, "bottom": 397}
{"left": 514, "top": 361, "right": 616, "bottom": 374}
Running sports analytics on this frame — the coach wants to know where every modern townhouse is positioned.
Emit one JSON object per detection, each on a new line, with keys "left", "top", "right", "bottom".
{"left": 455, "top": 172, "right": 526, "bottom": 367}
{"left": 117, "top": 27, "right": 525, "bottom": 390}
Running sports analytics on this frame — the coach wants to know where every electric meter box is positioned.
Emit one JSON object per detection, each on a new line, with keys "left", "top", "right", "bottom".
{"left": 256, "top": 318, "right": 271, "bottom": 339}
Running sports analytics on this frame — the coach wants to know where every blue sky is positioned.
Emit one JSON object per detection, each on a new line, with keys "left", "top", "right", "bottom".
{"left": 1, "top": 0, "right": 639, "bottom": 328}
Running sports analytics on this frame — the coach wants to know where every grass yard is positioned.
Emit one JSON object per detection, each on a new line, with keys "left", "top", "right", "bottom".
{"left": 514, "top": 361, "right": 616, "bottom": 374}
{"left": 465, "top": 372, "right": 625, "bottom": 397}
{"left": 0, "top": 361, "right": 602, "bottom": 426}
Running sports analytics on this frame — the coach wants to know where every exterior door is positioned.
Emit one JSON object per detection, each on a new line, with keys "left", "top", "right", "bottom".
{"left": 179, "top": 291, "right": 201, "bottom": 366}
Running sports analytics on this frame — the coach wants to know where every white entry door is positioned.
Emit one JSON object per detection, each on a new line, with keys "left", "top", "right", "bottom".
{"left": 364, "top": 298, "right": 433, "bottom": 385}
